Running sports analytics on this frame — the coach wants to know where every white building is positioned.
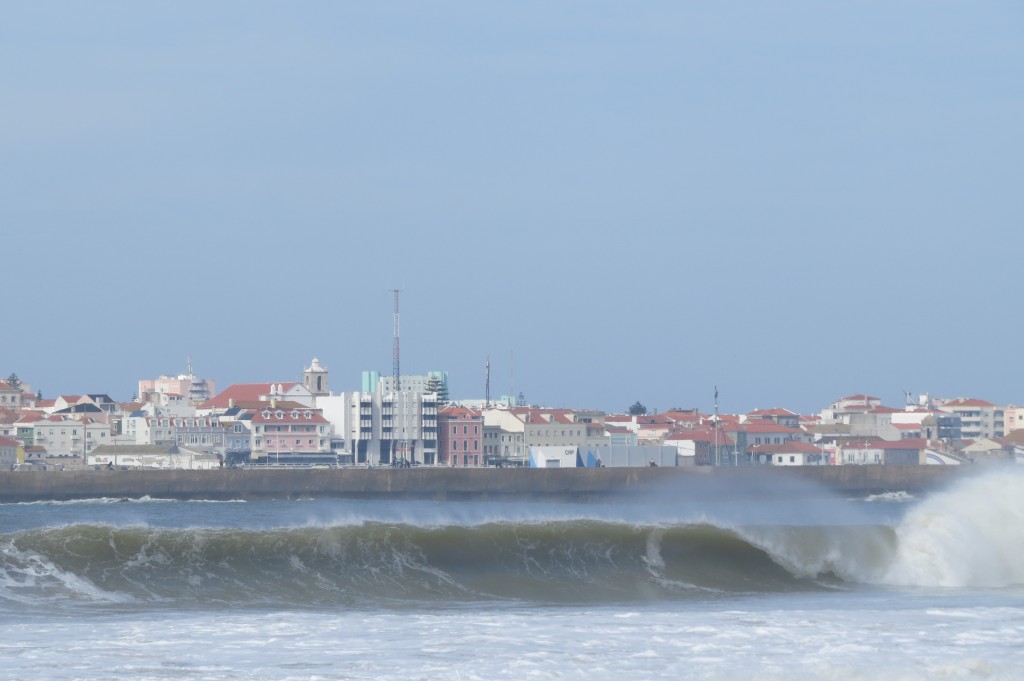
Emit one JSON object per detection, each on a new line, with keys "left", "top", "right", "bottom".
{"left": 336, "top": 389, "right": 439, "bottom": 465}
{"left": 935, "top": 398, "right": 1005, "bottom": 439}
{"left": 31, "top": 416, "right": 112, "bottom": 457}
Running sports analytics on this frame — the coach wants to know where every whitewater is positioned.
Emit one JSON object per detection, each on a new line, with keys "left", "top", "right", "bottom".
{"left": 1, "top": 469, "right": 1022, "bottom": 680}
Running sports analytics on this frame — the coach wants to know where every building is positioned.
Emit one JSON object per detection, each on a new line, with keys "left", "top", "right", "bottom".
{"left": 31, "top": 416, "right": 111, "bottom": 458}
{"left": 438, "top": 405, "right": 483, "bottom": 466}
{"left": 138, "top": 362, "right": 215, "bottom": 407}
{"left": 578, "top": 444, "right": 679, "bottom": 468}
{"left": 250, "top": 406, "right": 333, "bottom": 464}
{"left": 751, "top": 441, "right": 827, "bottom": 466}
{"left": 512, "top": 408, "right": 609, "bottom": 450}
{"left": 1002, "top": 405, "right": 1024, "bottom": 434}
{"left": 722, "top": 421, "right": 807, "bottom": 464}
{"left": 821, "top": 394, "right": 883, "bottom": 422}
{"left": 88, "top": 444, "right": 220, "bottom": 470}
{"left": 199, "top": 382, "right": 316, "bottom": 413}
{"left": 665, "top": 427, "right": 731, "bottom": 466}
{"left": 936, "top": 398, "right": 1005, "bottom": 440}
{"left": 341, "top": 388, "right": 439, "bottom": 465}
{"left": 363, "top": 370, "right": 448, "bottom": 398}
{"left": 835, "top": 438, "right": 928, "bottom": 465}
{"left": 0, "top": 380, "right": 24, "bottom": 410}
{"left": 303, "top": 357, "right": 330, "bottom": 397}
{"left": 745, "top": 408, "right": 800, "bottom": 429}
{"left": 0, "top": 435, "right": 21, "bottom": 468}
{"left": 890, "top": 408, "right": 962, "bottom": 441}
{"left": 482, "top": 407, "right": 529, "bottom": 464}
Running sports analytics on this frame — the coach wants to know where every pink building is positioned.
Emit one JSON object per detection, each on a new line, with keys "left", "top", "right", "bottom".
{"left": 138, "top": 363, "right": 215, "bottom": 406}
{"left": 250, "top": 406, "right": 331, "bottom": 462}
{"left": 438, "top": 405, "right": 483, "bottom": 466}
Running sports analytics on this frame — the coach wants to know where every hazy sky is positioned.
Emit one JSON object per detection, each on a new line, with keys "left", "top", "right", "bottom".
{"left": 3, "top": 2, "right": 1022, "bottom": 415}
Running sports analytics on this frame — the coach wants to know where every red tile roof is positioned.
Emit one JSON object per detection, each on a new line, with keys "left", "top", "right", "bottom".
{"left": 200, "top": 383, "right": 300, "bottom": 409}
{"left": 438, "top": 405, "right": 482, "bottom": 419}
{"left": 747, "top": 408, "right": 799, "bottom": 417}
{"left": 942, "top": 398, "right": 996, "bottom": 408}
{"left": 0, "top": 435, "right": 20, "bottom": 447}
{"left": 665, "top": 428, "right": 735, "bottom": 445}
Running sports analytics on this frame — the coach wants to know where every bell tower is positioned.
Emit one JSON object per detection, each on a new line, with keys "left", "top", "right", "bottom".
{"left": 304, "top": 357, "right": 330, "bottom": 396}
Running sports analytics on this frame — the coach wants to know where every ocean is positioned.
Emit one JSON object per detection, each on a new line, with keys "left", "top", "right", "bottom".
{"left": 1, "top": 469, "right": 1022, "bottom": 680}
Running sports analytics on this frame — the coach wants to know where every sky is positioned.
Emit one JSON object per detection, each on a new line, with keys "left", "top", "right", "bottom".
{"left": 2, "top": 2, "right": 1022, "bottom": 415}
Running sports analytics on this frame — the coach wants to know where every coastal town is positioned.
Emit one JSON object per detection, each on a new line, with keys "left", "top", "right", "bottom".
{"left": 1, "top": 359, "right": 1022, "bottom": 472}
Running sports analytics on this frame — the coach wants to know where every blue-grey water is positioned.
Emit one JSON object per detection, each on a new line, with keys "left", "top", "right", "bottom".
{"left": 2, "top": 470, "right": 1022, "bottom": 680}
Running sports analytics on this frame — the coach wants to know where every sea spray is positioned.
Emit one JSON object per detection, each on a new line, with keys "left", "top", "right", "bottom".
{"left": 882, "top": 469, "right": 1024, "bottom": 587}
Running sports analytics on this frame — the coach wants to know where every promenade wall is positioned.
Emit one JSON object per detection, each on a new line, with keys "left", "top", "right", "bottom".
{"left": 0, "top": 465, "right": 980, "bottom": 503}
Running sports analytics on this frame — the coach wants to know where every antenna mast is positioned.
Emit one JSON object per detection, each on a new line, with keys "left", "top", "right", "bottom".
{"left": 391, "top": 289, "right": 401, "bottom": 393}
{"left": 485, "top": 355, "right": 491, "bottom": 408}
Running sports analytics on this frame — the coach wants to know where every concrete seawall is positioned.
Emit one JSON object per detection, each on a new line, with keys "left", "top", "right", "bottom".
{"left": 0, "top": 465, "right": 981, "bottom": 503}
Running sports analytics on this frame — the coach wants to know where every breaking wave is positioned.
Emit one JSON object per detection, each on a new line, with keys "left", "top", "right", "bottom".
{"left": 1, "top": 470, "right": 1020, "bottom": 610}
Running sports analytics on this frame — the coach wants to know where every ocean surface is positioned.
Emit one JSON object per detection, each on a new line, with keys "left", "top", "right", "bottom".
{"left": 1, "top": 469, "right": 1022, "bottom": 680}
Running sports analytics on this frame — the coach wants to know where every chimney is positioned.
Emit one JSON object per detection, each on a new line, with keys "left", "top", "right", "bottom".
{"left": 229, "top": 398, "right": 235, "bottom": 409}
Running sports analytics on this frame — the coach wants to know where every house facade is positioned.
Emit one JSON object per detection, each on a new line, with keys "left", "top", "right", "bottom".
{"left": 936, "top": 398, "right": 1005, "bottom": 440}
{"left": 250, "top": 406, "right": 332, "bottom": 463}
{"left": 437, "top": 405, "right": 483, "bottom": 466}
{"left": 31, "top": 416, "right": 111, "bottom": 458}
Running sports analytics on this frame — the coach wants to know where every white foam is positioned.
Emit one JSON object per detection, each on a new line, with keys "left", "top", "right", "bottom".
{"left": 882, "top": 469, "right": 1024, "bottom": 588}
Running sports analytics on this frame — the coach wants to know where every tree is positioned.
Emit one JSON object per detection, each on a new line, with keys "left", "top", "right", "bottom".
{"left": 628, "top": 401, "right": 648, "bottom": 416}
{"left": 6, "top": 373, "right": 20, "bottom": 389}
{"left": 425, "top": 374, "right": 448, "bottom": 405}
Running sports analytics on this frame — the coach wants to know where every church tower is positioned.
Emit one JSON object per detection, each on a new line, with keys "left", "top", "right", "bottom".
{"left": 304, "top": 357, "right": 330, "bottom": 396}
